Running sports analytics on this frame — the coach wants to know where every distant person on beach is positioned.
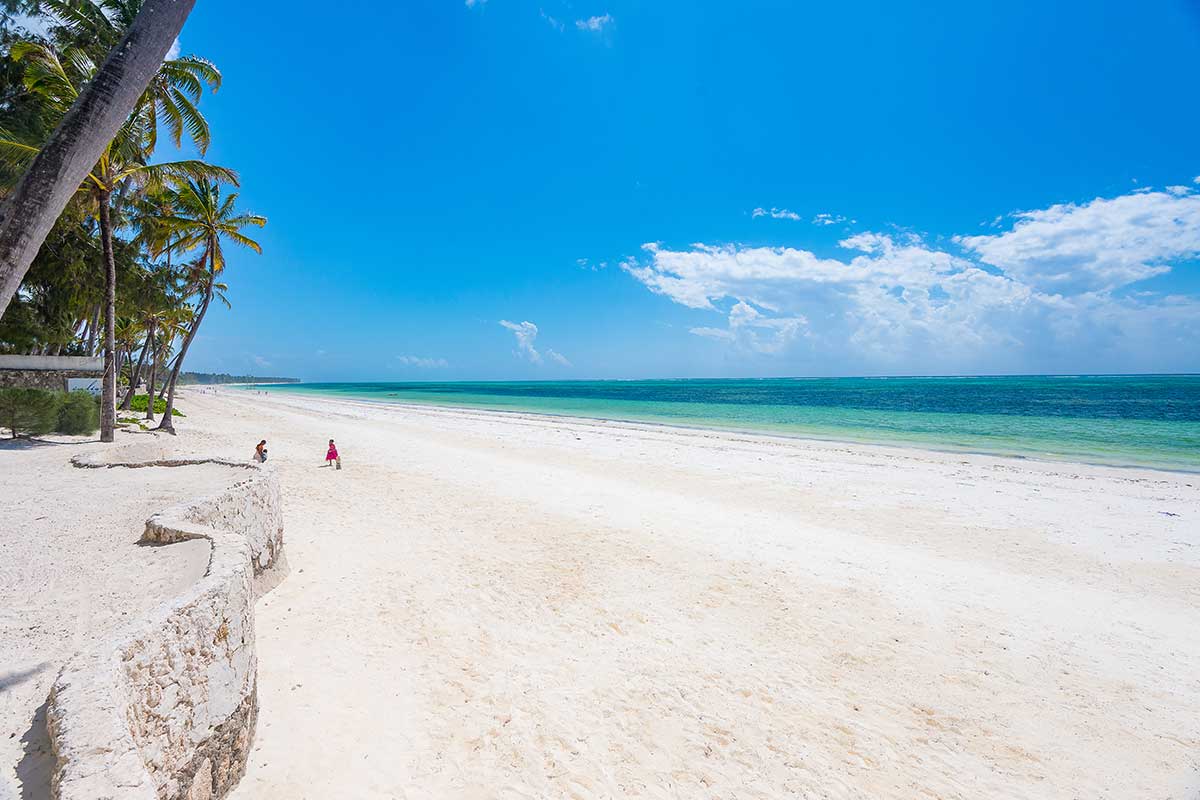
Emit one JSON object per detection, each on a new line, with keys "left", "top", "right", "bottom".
{"left": 255, "top": 440, "right": 267, "bottom": 463}
{"left": 325, "top": 439, "right": 341, "bottom": 470}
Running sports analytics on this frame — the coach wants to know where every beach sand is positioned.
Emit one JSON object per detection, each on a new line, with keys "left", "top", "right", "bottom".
{"left": 4, "top": 387, "right": 1199, "bottom": 799}
{"left": 0, "top": 438, "right": 234, "bottom": 799}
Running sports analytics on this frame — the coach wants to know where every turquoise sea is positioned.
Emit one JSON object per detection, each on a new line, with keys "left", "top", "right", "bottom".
{"left": 250, "top": 376, "right": 1200, "bottom": 472}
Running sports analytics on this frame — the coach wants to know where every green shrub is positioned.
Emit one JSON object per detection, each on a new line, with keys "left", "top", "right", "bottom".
{"left": 0, "top": 387, "right": 60, "bottom": 438}
{"left": 56, "top": 390, "right": 99, "bottom": 435}
{"left": 129, "top": 394, "right": 184, "bottom": 417}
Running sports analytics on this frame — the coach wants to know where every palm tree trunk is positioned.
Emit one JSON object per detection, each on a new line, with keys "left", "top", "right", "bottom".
{"left": 0, "top": 0, "right": 199, "bottom": 318}
{"left": 158, "top": 276, "right": 212, "bottom": 433}
{"left": 121, "top": 333, "right": 149, "bottom": 409}
{"left": 144, "top": 320, "right": 156, "bottom": 421}
{"left": 98, "top": 192, "right": 116, "bottom": 443}
{"left": 85, "top": 305, "right": 99, "bottom": 355}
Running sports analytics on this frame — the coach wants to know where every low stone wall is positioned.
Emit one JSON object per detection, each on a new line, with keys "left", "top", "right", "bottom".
{"left": 0, "top": 367, "right": 100, "bottom": 391}
{"left": 48, "top": 449, "right": 286, "bottom": 800}
{"left": 0, "top": 356, "right": 103, "bottom": 391}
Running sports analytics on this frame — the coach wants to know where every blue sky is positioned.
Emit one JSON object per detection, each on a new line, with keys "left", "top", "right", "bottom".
{"left": 175, "top": 0, "right": 1200, "bottom": 380}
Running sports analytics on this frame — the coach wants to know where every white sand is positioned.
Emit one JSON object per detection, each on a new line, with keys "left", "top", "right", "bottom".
{"left": 4, "top": 389, "right": 1199, "bottom": 799}
{"left": 0, "top": 437, "right": 235, "bottom": 799}
{"left": 175, "top": 389, "right": 1198, "bottom": 800}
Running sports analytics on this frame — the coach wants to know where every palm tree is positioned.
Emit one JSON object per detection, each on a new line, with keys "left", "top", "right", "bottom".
{"left": 157, "top": 177, "right": 264, "bottom": 432}
{"left": 0, "top": 40, "right": 234, "bottom": 440}
{"left": 122, "top": 188, "right": 179, "bottom": 409}
{"left": 35, "top": 0, "right": 222, "bottom": 155}
{"left": 114, "top": 313, "right": 141, "bottom": 397}
{"left": 0, "top": 0, "right": 197, "bottom": 317}
{"left": 145, "top": 303, "right": 189, "bottom": 420}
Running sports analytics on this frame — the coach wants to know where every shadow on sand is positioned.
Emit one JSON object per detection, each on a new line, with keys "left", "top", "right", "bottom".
{"left": 0, "top": 436, "right": 98, "bottom": 450}
{"left": 15, "top": 698, "right": 51, "bottom": 800}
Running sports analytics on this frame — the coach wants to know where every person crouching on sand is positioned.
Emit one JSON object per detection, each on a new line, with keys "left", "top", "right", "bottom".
{"left": 325, "top": 439, "right": 341, "bottom": 470}
{"left": 254, "top": 439, "right": 268, "bottom": 463}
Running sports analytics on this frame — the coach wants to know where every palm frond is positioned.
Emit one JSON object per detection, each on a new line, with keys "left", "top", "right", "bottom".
{"left": 168, "top": 89, "right": 210, "bottom": 154}
{"left": 221, "top": 229, "right": 263, "bottom": 253}
{"left": 121, "top": 160, "right": 239, "bottom": 190}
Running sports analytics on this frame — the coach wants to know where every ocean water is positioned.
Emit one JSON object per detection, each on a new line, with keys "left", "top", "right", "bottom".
{"left": 250, "top": 376, "right": 1200, "bottom": 471}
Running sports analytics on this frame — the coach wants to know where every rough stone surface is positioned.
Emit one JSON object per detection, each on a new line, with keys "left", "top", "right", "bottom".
{"left": 0, "top": 367, "right": 100, "bottom": 391}
{"left": 47, "top": 448, "right": 285, "bottom": 800}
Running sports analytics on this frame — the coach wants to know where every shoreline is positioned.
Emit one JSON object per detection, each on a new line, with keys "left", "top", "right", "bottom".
{"left": 230, "top": 385, "right": 1200, "bottom": 476}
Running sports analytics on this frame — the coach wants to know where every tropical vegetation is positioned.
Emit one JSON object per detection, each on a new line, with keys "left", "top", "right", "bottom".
{"left": 0, "top": 0, "right": 197, "bottom": 318}
{"left": 179, "top": 372, "right": 299, "bottom": 385}
{"left": 0, "top": 386, "right": 98, "bottom": 437}
{"left": 0, "top": 1, "right": 264, "bottom": 438}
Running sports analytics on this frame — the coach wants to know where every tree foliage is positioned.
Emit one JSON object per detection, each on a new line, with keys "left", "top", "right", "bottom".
{"left": 56, "top": 387, "right": 98, "bottom": 433}
{"left": 0, "top": 386, "right": 58, "bottom": 437}
{"left": 0, "top": 1, "right": 265, "bottom": 435}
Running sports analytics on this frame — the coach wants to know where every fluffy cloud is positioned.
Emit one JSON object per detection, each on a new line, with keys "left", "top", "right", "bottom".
{"left": 956, "top": 190, "right": 1200, "bottom": 293}
{"left": 500, "top": 320, "right": 541, "bottom": 362}
{"left": 624, "top": 186, "right": 1200, "bottom": 372}
{"left": 396, "top": 355, "right": 449, "bottom": 368}
{"left": 812, "top": 212, "right": 853, "bottom": 226}
{"left": 500, "top": 320, "right": 571, "bottom": 366}
{"left": 576, "top": 14, "right": 613, "bottom": 31}
{"left": 691, "top": 301, "right": 806, "bottom": 354}
{"left": 752, "top": 207, "right": 801, "bottom": 221}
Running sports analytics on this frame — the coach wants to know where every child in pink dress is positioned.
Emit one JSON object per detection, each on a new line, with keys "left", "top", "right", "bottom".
{"left": 325, "top": 439, "right": 341, "bottom": 469}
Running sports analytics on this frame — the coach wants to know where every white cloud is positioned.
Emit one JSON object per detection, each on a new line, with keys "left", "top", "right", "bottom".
{"left": 396, "top": 355, "right": 449, "bottom": 368}
{"left": 252, "top": 355, "right": 271, "bottom": 367}
{"left": 166, "top": 37, "right": 181, "bottom": 60}
{"left": 957, "top": 188, "right": 1200, "bottom": 292}
{"left": 499, "top": 320, "right": 571, "bottom": 366}
{"left": 499, "top": 320, "right": 543, "bottom": 363}
{"left": 623, "top": 185, "right": 1200, "bottom": 372}
{"left": 690, "top": 301, "right": 806, "bottom": 353}
{"left": 465, "top": 0, "right": 486, "bottom": 6}
{"left": 541, "top": 9, "right": 565, "bottom": 31}
{"left": 575, "top": 13, "right": 613, "bottom": 31}
{"left": 752, "top": 207, "right": 801, "bottom": 221}
{"left": 812, "top": 212, "right": 852, "bottom": 226}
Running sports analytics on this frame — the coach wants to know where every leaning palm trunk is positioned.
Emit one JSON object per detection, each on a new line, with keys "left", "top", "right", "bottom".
{"left": 98, "top": 193, "right": 117, "bottom": 442}
{"left": 121, "top": 334, "right": 149, "bottom": 409}
{"left": 158, "top": 279, "right": 212, "bottom": 433}
{"left": 84, "top": 306, "right": 99, "bottom": 355}
{"left": 144, "top": 320, "right": 156, "bottom": 420}
{"left": 0, "top": 0, "right": 198, "bottom": 318}
{"left": 156, "top": 349, "right": 173, "bottom": 400}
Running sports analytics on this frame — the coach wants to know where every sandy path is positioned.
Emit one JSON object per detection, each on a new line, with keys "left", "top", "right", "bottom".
{"left": 0, "top": 437, "right": 235, "bottom": 800}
